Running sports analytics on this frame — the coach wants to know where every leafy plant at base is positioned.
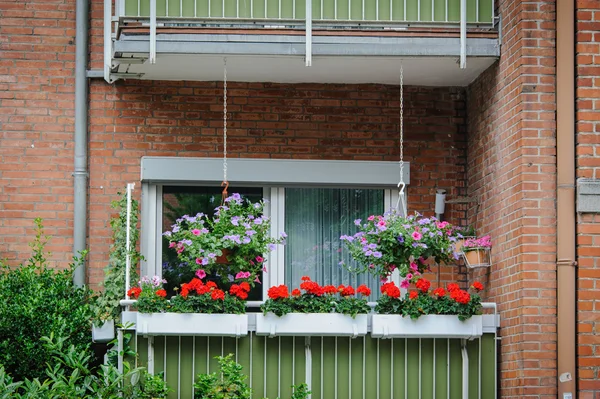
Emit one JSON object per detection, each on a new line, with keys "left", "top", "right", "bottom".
{"left": 261, "top": 277, "right": 371, "bottom": 318}
{"left": 375, "top": 279, "right": 484, "bottom": 321}
{"left": 194, "top": 354, "right": 310, "bottom": 399}
{"left": 93, "top": 192, "right": 143, "bottom": 324}
{"left": 0, "top": 219, "right": 95, "bottom": 381}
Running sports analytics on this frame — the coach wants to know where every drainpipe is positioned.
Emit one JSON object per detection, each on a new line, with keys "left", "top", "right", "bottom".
{"left": 73, "top": 0, "right": 89, "bottom": 286}
{"left": 556, "top": 0, "right": 576, "bottom": 397}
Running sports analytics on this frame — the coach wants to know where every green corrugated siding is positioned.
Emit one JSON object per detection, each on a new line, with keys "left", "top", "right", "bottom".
{"left": 135, "top": 333, "right": 496, "bottom": 399}
{"left": 123, "top": 0, "right": 493, "bottom": 23}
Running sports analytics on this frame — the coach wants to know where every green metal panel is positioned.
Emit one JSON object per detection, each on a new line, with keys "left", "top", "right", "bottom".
{"left": 123, "top": 0, "right": 493, "bottom": 23}
{"left": 133, "top": 332, "right": 496, "bottom": 399}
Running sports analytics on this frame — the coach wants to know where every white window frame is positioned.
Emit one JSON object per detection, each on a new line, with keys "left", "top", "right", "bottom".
{"left": 140, "top": 157, "right": 410, "bottom": 297}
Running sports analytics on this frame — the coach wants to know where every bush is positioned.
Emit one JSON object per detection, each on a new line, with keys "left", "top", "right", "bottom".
{"left": 0, "top": 219, "right": 95, "bottom": 381}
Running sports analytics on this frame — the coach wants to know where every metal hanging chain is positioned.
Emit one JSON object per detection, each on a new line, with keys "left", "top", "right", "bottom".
{"left": 221, "top": 57, "right": 229, "bottom": 202}
{"left": 396, "top": 63, "right": 407, "bottom": 216}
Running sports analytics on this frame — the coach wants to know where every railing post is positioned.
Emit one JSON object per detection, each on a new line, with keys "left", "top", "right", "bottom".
{"left": 150, "top": 0, "right": 157, "bottom": 64}
{"left": 305, "top": 0, "right": 312, "bottom": 67}
{"left": 459, "top": 0, "right": 466, "bottom": 68}
{"left": 125, "top": 183, "right": 134, "bottom": 300}
{"left": 104, "top": 0, "right": 112, "bottom": 82}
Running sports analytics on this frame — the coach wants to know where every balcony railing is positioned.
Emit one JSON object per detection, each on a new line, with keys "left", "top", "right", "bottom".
{"left": 116, "top": 0, "right": 494, "bottom": 25}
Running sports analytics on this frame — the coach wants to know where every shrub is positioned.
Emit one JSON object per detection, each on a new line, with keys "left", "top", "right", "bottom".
{"left": 0, "top": 219, "right": 95, "bottom": 381}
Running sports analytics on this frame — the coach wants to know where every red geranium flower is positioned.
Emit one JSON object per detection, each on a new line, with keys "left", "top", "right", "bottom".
{"left": 381, "top": 282, "right": 401, "bottom": 299}
{"left": 211, "top": 289, "right": 225, "bottom": 301}
{"left": 206, "top": 281, "right": 217, "bottom": 289}
{"left": 447, "top": 283, "right": 460, "bottom": 292}
{"left": 127, "top": 287, "right": 142, "bottom": 299}
{"left": 356, "top": 284, "right": 371, "bottom": 297}
{"left": 301, "top": 276, "right": 311, "bottom": 281}
{"left": 415, "top": 278, "right": 431, "bottom": 293}
{"left": 291, "top": 288, "right": 301, "bottom": 297}
{"left": 340, "top": 285, "right": 355, "bottom": 297}
{"left": 155, "top": 289, "right": 167, "bottom": 298}
{"left": 450, "top": 289, "right": 471, "bottom": 305}
{"left": 471, "top": 281, "right": 484, "bottom": 292}
{"left": 268, "top": 285, "right": 289, "bottom": 300}
{"left": 409, "top": 291, "right": 419, "bottom": 300}
{"left": 323, "top": 285, "right": 337, "bottom": 295}
{"left": 300, "top": 281, "right": 323, "bottom": 296}
{"left": 433, "top": 287, "right": 446, "bottom": 297}
{"left": 239, "top": 282, "right": 251, "bottom": 292}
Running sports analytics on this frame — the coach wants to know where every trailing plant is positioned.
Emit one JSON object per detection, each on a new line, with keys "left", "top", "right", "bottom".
{"left": 93, "top": 192, "right": 143, "bottom": 324}
{"left": 163, "top": 193, "right": 286, "bottom": 286}
{"left": 0, "top": 219, "right": 95, "bottom": 381}
{"left": 341, "top": 211, "right": 459, "bottom": 286}
{"left": 193, "top": 354, "right": 310, "bottom": 399}
{"left": 260, "top": 276, "right": 371, "bottom": 318}
{"left": 375, "top": 279, "right": 484, "bottom": 321}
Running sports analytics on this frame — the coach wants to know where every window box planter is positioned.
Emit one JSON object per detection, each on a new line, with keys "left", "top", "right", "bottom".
{"left": 136, "top": 313, "right": 248, "bottom": 337}
{"left": 256, "top": 313, "right": 368, "bottom": 338}
{"left": 92, "top": 319, "right": 115, "bottom": 343}
{"left": 371, "top": 315, "right": 483, "bottom": 339}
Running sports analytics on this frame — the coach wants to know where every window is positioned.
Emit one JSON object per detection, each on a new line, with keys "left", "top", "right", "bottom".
{"left": 141, "top": 158, "right": 409, "bottom": 299}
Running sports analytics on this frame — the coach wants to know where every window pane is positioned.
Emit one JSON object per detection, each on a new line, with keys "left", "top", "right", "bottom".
{"left": 161, "top": 186, "right": 263, "bottom": 297}
{"left": 284, "top": 188, "right": 384, "bottom": 298}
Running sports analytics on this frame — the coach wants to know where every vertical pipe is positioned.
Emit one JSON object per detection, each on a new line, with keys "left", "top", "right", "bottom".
{"left": 305, "top": 0, "right": 312, "bottom": 66}
{"left": 125, "top": 183, "right": 133, "bottom": 299}
{"left": 556, "top": 0, "right": 577, "bottom": 397}
{"left": 459, "top": 0, "right": 466, "bottom": 68}
{"left": 150, "top": 0, "right": 157, "bottom": 63}
{"left": 73, "top": 0, "right": 89, "bottom": 287}
{"left": 148, "top": 336, "right": 155, "bottom": 375}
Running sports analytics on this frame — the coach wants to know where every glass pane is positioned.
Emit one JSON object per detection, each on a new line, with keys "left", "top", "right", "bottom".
{"left": 161, "top": 186, "right": 263, "bottom": 297}
{"left": 284, "top": 188, "right": 384, "bottom": 299}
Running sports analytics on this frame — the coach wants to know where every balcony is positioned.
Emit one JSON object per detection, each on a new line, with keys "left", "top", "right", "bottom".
{"left": 104, "top": 0, "right": 500, "bottom": 84}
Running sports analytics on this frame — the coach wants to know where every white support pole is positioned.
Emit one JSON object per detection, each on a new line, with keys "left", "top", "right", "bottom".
{"left": 305, "top": 337, "right": 312, "bottom": 399}
{"left": 461, "top": 339, "right": 469, "bottom": 399}
{"left": 150, "top": 0, "right": 157, "bottom": 64}
{"left": 305, "top": 0, "right": 312, "bottom": 67}
{"left": 459, "top": 0, "right": 466, "bottom": 68}
{"left": 103, "top": 0, "right": 112, "bottom": 82}
{"left": 125, "top": 183, "right": 134, "bottom": 300}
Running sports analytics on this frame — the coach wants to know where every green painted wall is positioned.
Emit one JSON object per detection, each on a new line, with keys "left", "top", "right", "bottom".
{"left": 123, "top": 0, "right": 493, "bottom": 23}
{"left": 132, "top": 333, "right": 496, "bottom": 399}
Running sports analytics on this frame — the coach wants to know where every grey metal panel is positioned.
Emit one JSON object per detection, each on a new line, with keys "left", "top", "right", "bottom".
{"left": 115, "top": 35, "right": 500, "bottom": 57}
{"left": 140, "top": 157, "right": 410, "bottom": 187}
{"left": 577, "top": 178, "right": 600, "bottom": 213}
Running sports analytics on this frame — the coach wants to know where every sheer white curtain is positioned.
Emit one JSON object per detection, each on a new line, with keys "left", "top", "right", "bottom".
{"left": 284, "top": 188, "right": 384, "bottom": 298}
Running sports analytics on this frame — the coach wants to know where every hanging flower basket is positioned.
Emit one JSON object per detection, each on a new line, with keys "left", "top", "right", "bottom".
{"left": 341, "top": 211, "right": 459, "bottom": 287}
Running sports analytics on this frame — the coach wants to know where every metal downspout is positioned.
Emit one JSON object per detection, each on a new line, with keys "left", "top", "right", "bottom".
{"left": 73, "top": 0, "right": 89, "bottom": 286}
{"left": 556, "top": 0, "right": 576, "bottom": 397}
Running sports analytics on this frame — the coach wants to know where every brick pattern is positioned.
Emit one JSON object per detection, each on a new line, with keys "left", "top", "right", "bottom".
{"left": 0, "top": 0, "right": 77, "bottom": 268}
{"left": 467, "top": 0, "right": 557, "bottom": 398}
{"left": 576, "top": 0, "right": 600, "bottom": 396}
{"left": 86, "top": 80, "right": 469, "bottom": 286}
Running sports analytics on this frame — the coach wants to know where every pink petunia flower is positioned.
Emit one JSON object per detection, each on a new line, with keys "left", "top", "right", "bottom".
{"left": 412, "top": 231, "right": 423, "bottom": 240}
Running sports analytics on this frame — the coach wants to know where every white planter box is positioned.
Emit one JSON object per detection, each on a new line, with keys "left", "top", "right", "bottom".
{"left": 136, "top": 313, "right": 248, "bottom": 337}
{"left": 120, "top": 310, "right": 137, "bottom": 328}
{"left": 256, "top": 313, "right": 368, "bottom": 338}
{"left": 371, "top": 315, "right": 483, "bottom": 339}
{"left": 92, "top": 319, "right": 115, "bottom": 343}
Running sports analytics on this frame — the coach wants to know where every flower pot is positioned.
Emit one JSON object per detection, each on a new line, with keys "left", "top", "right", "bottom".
{"left": 454, "top": 236, "right": 476, "bottom": 254}
{"left": 463, "top": 248, "right": 491, "bottom": 268}
{"left": 255, "top": 313, "right": 368, "bottom": 338}
{"left": 92, "top": 319, "right": 115, "bottom": 343}
{"left": 136, "top": 313, "right": 248, "bottom": 337}
{"left": 371, "top": 314, "right": 483, "bottom": 339}
{"left": 215, "top": 249, "right": 231, "bottom": 264}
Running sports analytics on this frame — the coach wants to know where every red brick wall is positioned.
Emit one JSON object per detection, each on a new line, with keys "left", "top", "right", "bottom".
{"left": 0, "top": 0, "right": 77, "bottom": 268}
{"left": 576, "top": 1, "right": 600, "bottom": 396}
{"left": 467, "top": 1, "right": 557, "bottom": 398}
{"left": 86, "top": 80, "right": 469, "bottom": 286}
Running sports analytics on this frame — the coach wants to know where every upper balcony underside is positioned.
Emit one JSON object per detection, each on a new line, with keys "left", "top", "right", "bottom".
{"left": 105, "top": 0, "right": 500, "bottom": 85}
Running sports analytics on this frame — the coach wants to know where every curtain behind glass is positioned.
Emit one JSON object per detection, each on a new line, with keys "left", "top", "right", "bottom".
{"left": 284, "top": 188, "right": 384, "bottom": 298}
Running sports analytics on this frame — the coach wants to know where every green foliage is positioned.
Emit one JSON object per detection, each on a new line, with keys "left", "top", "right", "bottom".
{"left": 169, "top": 293, "right": 246, "bottom": 314}
{"left": 94, "top": 192, "right": 143, "bottom": 323}
{"left": 0, "top": 219, "right": 95, "bottom": 381}
{"left": 0, "top": 334, "right": 169, "bottom": 399}
{"left": 194, "top": 355, "right": 310, "bottom": 399}
{"left": 334, "top": 296, "right": 372, "bottom": 318}
{"left": 194, "top": 354, "right": 252, "bottom": 399}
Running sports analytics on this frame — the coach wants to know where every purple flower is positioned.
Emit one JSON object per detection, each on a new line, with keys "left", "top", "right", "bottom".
{"left": 246, "top": 230, "right": 257, "bottom": 236}
{"left": 195, "top": 269, "right": 206, "bottom": 279}
{"left": 372, "top": 251, "right": 382, "bottom": 258}
{"left": 254, "top": 218, "right": 263, "bottom": 225}
{"left": 368, "top": 243, "right": 377, "bottom": 249}
{"left": 201, "top": 258, "right": 209, "bottom": 265}
{"left": 267, "top": 243, "right": 276, "bottom": 251}
{"left": 243, "top": 222, "right": 252, "bottom": 229}
{"left": 365, "top": 250, "right": 373, "bottom": 256}
{"left": 207, "top": 253, "right": 217, "bottom": 259}
{"left": 254, "top": 203, "right": 261, "bottom": 209}
{"left": 354, "top": 219, "right": 362, "bottom": 226}
{"left": 162, "top": 231, "right": 172, "bottom": 237}
{"left": 397, "top": 235, "right": 404, "bottom": 244}
{"left": 172, "top": 225, "right": 180, "bottom": 233}
{"left": 340, "top": 235, "right": 354, "bottom": 242}
{"left": 242, "top": 236, "right": 251, "bottom": 244}
{"left": 224, "top": 235, "right": 242, "bottom": 244}
{"left": 280, "top": 232, "right": 287, "bottom": 238}
{"left": 231, "top": 216, "right": 241, "bottom": 226}
{"left": 182, "top": 239, "right": 192, "bottom": 246}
